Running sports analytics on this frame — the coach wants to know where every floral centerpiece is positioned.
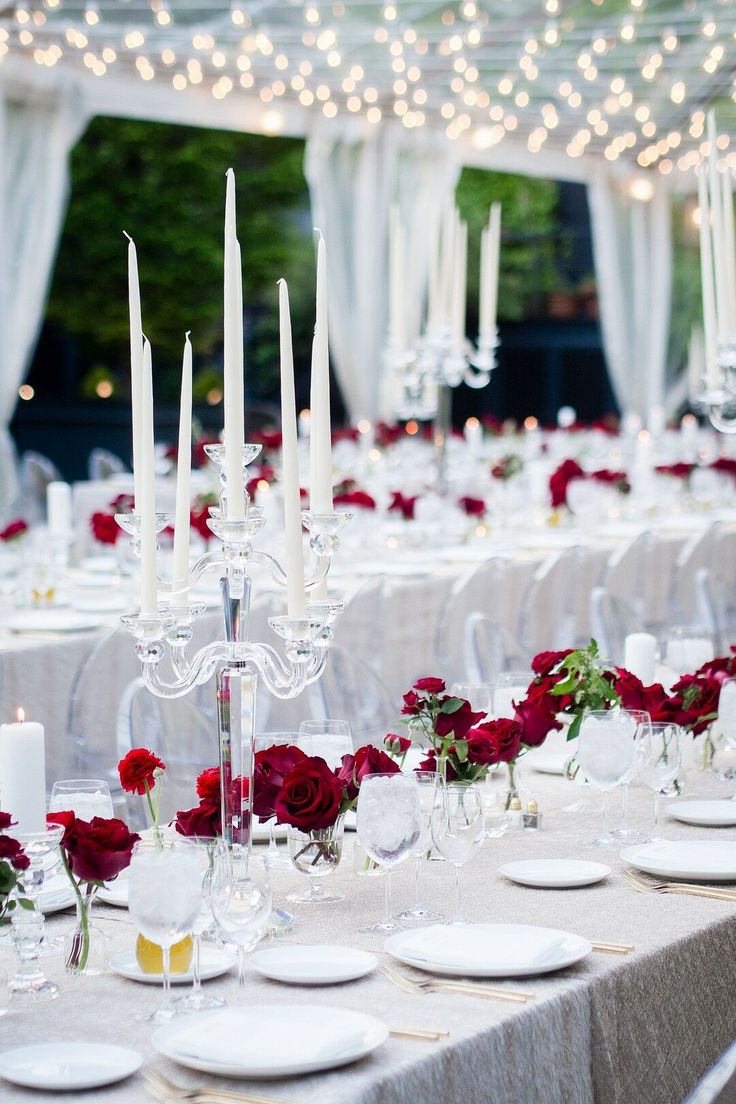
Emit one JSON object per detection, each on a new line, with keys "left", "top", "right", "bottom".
{"left": 0, "top": 813, "right": 30, "bottom": 924}
{"left": 0, "top": 519, "right": 29, "bottom": 543}
{"left": 549, "top": 461, "right": 630, "bottom": 509}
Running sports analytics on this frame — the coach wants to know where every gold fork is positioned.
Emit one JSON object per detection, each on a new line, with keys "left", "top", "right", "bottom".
{"left": 621, "top": 868, "right": 736, "bottom": 901}
{"left": 379, "top": 963, "right": 534, "bottom": 1002}
{"left": 143, "top": 1067, "right": 289, "bottom": 1104}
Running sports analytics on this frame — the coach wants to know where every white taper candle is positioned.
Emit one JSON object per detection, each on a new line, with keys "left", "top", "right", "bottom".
{"left": 172, "top": 333, "right": 193, "bottom": 605}
{"left": 223, "top": 169, "right": 246, "bottom": 519}
{"left": 125, "top": 233, "right": 144, "bottom": 511}
{"left": 309, "top": 230, "right": 333, "bottom": 515}
{"left": 139, "top": 338, "right": 158, "bottom": 616}
{"left": 278, "top": 279, "right": 307, "bottom": 619}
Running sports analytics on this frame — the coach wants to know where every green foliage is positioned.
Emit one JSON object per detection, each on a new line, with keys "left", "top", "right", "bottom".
{"left": 46, "top": 118, "right": 314, "bottom": 402}
{"left": 550, "top": 640, "right": 620, "bottom": 741}
{"left": 456, "top": 168, "right": 560, "bottom": 321}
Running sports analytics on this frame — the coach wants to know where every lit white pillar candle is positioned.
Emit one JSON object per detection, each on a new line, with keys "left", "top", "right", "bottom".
{"left": 697, "top": 165, "right": 719, "bottom": 385}
{"left": 223, "top": 169, "right": 246, "bottom": 519}
{"left": 139, "top": 338, "right": 158, "bottom": 617}
{"left": 125, "top": 233, "right": 144, "bottom": 511}
{"left": 46, "top": 481, "right": 72, "bottom": 538}
{"left": 624, "top": 632, "right": 657, "bottom": 686}
{"left": 278, "top": 279, "right": 307, "bottom": 619}
{"left": 172, "top": 333, "right": 193, "bottom": 606}
{"left": 0, "top": 710, "right": 46, "bottom": 834}
{"left": 479, "top": 201, "right": 501, "bottom": 341}
{"left": 309, "top": 231, "right": 333, "bottom": 515}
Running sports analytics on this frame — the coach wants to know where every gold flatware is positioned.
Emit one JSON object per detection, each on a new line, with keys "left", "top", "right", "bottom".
{"left": 590, "top": 941, "right": 635, "bottom": 955}
{"left": 143, "top": 1067, "right": 289, "bottom": 1104}
{"left": 388, "top": 1026, "right": 450, "bottom": 1040}
{"left": 379, "top": 963, "right": 534, "bottom": 1002}
{"left": 621, "top": 868, "right": 736, "bottom": 901}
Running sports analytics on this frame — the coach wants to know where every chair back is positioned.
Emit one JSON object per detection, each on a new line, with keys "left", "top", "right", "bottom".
{"left": 308, "top": 645, "right": 398, "bottom": 749}
{"left": 88, "top": 448, "right": 128, "bottom": 481}
{"left": 20, "top": 451, "right": 62, "bottom": 522}
{"left": 589, "top": 586, "right": 643, "bottom": 665}
{"left": 463, "top": 612, "right": 530, "bottom": 686}
{"left": 521, "top": 546, "right": 600, "bottom": 653}
{"left": 672, "top": 523, "right": 723, "bottom": 624}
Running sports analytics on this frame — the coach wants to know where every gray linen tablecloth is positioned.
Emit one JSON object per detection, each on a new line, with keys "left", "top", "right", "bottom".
{"left": 1, "top": 771, "right": 735, "bottom": 1104}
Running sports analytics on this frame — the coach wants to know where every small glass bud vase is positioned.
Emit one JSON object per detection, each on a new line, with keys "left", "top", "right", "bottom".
{"left": 64, "top": 886, "right": 108, "bottom": 976}
{"left": 504, "top": 758, "right": 523, "bottom": 811}
{"left": 286, "top": 816, "right": 345, "bottom": 903}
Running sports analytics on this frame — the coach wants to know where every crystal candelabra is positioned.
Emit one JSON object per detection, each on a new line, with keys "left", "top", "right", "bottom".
{"left": 119, "top": 442, "right": 349, "bottom": 849}
{"left": 696, "top": 339, "right": 736, "bottom": 433}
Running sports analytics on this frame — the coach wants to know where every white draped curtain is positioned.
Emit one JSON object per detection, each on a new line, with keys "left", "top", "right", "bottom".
{"left": 0, "top": 72, "right": 88, "bottom": 512}
{"left": 588, "top": 167, "right": 672, "bottom": 419}
{"left": 305, "top": 120, "right": 460, "bottom": 423}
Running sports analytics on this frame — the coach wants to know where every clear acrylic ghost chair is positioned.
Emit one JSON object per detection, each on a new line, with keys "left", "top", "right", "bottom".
{"left": 589, "top": 586, "right": 643, "bottom": 665}
{"left": 463, "top": 612, "right": 530, "bottom": 686}
{"left": 520, "top": 546, "right": 599, "bottom": 654}
{"left": 683, "top": 1039, "right": 736, "bottom": 1104}
{"left": 20, "top": 451, "right": 62, "bottom": 523}
{"left": 696, "top": 567, "right": 736, "bottom": 655}
{"left": 671, "top": 522, "right": 723, "bottom": 625}
{"left": 601, "top": 532, "right": 655, "bottom": 624}
{"left": 308, "top": 645, "right": 399, "bottom": 750}
{"left": 88, "top": 448, "right": 128, "bottom": 481}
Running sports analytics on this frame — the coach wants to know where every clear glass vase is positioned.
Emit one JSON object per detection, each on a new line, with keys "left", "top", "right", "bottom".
{"left": 65, "top": 885, "right": 108, "bottom": 976}
{"left": 286, "top": 817, "right": 345, "bottom": 903}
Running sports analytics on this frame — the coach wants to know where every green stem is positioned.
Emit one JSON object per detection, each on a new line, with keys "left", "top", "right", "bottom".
{"left": 144, "top": 780, "right": 162, "bottom": 844}
{"left": 61, "top": 850, "right": 90, "bottom": 972}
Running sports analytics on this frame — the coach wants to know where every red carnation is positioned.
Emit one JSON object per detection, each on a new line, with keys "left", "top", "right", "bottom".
{"left": 118, "top": 748, "right": 165, "bottom": 795}
{"left": 196, "top": 767, "right": 220, "bottom": 802}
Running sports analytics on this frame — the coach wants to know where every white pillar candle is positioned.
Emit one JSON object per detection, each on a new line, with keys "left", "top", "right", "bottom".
{"left": 309, "top": 231, "right": 333, "bottom": 515}
{"left": 698, "top": 165, "right": 719, "bottom": 383}
{"left": 479, "top": 201, "right": 501, "bottom": 341}
{"left": 278, "top": 279, "right": 307, "bottom": 620}
{"left": 139, "top": 339, "right": 158, "bottom": 617}
{"left": 624, "top": 633, "right": 657, "bottom": 686}
{"left": 0, "top": 710, "right": 46, "bottom": 834}
{"left": 223, "top": 169, "right": 246, "bottom": 519}
{"left": 46, "top": 481, "right": 72, "bottom": 538}
{"left": 172, "top": 333, "right": 193, "bottom": 606}
{"left": 125, "top": 233, "right": 144, "bottom": 511}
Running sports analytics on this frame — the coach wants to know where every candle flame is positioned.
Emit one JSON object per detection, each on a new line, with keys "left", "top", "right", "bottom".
{"left": 17, "top": 708, "right": 24, "bottom": 723}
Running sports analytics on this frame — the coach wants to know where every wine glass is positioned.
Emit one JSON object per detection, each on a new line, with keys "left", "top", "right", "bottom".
{"left": 170, "top": 839, "right": 224, "bottom": 1014}
{"left": 577, "top": 710, "right": 637, "bottom": 847}
{"left": 8, "top": 824, "right": 64, "bottom": 1004}
{"left": 638, "top": 722, "right": 683, "bottom": 840}
{"left": 611, "top": 710, "right": 652, "bottom": 842}
{"left": 356, "top": 773, "right": 421, "bottom": 934}
{"left": 431, "top": 783, "right": 484, "bottom": 924}
{"left": 717, "top": 678, "right": 736, "bottom": 784}
{"left": 127, "top": 838, "right": 207, "bottom": 1023}
{"left": 254, "top": 733, "right": 298, "bottom": 871}
{"left": 493, "top": 671, "right": 533, "bottom": 719}
{"left": 449, "top": 684, "right": 493, "bottom": 716}
{"left": 298, "top": 719, "right": 353, "bottom": 768}
{"left": 210, "top": 846, "right": 271, "bottom": 999}
{"left": 396, "top": 771, "right": 446, "bottom": 923}
{"left": 49, "top": 780, "right": 114, "bottom": 821}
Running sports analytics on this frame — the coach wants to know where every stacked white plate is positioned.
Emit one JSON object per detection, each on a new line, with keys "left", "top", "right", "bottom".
{"left": 4, "top": 609, "right": 104, "bottom": 634}
{"left": 110, "top": 946, "right": 235, "bottom": 985}
{"left": 620, "top": 840, "right": 736, "bottom": 882}
{"left": 1, "top": 1044, "right": 141, "bottom": 1091}
{"left": 665, "top": 801, "right": 736, "bottom": 828}
{"left": 250, "top": 945, "right": 377, "bottom": 986}
{"left": 385, "top": 923, "right": 591, "bottom": 977}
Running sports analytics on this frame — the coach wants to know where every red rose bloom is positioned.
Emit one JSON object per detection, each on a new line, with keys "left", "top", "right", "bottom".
{"left": 669, "top": 673, "right": 721, "bottom": 735}
{"left": 434, "top": 698, "right": 486, "bottom": 740}
{"left": 514, "top": 697, "right": 561, "bottom": 748}
{"left": 384, "top": 733, "right": 412, "bottom": 756}
{"left": 274, "top": 756, "right": 343, "bottom": 831}
{"left": 196, "top": 767, "right": 220, "bottom": 802}
{"left": 49, "top": 813, "right": 140, "bottom": 883}
{"left": 190, "top": 505, "right": 213, "bottom": 541}
{"left": 655, "top": 463, "right": 695, "bottom": 480}
{"left": 0, "top": 811, "right": 15, "bottom": 832}
{"left": 337, "top": 745, "right": 400, "bottom": 801}
{"left": 90, "top": 512, "right": 120, "bottom": 545}
{"left": 458, "top": 496, "right": 485, "bottom": 516}
{"left": 401, "top": 689, "right": 422, "bottom": 715}
{"left": 532, "top": 649, "right": 573, "bottom": 677}
{"left": 0, "top": 834, "right": 30, "bottom": 870}
{"left": 389, "top": 492, "right": 417, "bottom": 520}
{"left": 175, "top": 800, "right": 221, "bottom": 839}
{"left": 549, "top": 459, "right": 584, "bottom": 508}
{"left": 118, "top": 748, "right": 165, "bottom": 795}
{"left": 253, "top": 744, "right": 307, "bottom": 820}
{"left": 417, "top": 749, "right": 457, "bottom": 781}
{"left": 467, "top": 719, "right": 522, "bottom": 764}
{"left": 333, "top": 490, "right": 377, "bottom": 510}
{"left": 414, "top": 677, "right": 446, "bottom": 694}
{"left": 0, "top": 519, "right": 28, "bottom": 542}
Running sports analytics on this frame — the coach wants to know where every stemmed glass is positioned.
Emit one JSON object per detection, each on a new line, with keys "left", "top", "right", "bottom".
{"left": 493, "top": 671, "right": 533, "bottom": 719}
{"left": 396, "top": 771, "right": 445, "bottom": 924}
{"left": 638, "top": 722, "right": 683, "bottom": 840}
{"left": 298, "top": 719, "right": 353, "bottom": 767}
{"left": 8, "top": 824, "right": 64, "bottom": 1004}
{"left": 210, "top": 846, "right": 271, "bottom": 999}
{"left": 127, "top": 838, "right": 207, "bottom": 1023}
{"left": 717, "top": 678, "right": 736, "bottom": 783}
{"left": 357, "top": 773, "right": 421, "bottom": 934}
{"left": 170, "top": 839, "right": 224, "bottom": 1014}
{"left": 49, "top": 780, "right": 114, "bottom": 821}
{"left": 431, "top": 783, "right": 484, "bottom": 924}
{"left": 577, "top": 710, "right": 637, "bottom": 847}
{"left": 254, "top": 733, "right": 297, "bottom": 870}
{"left": 611, "top": 710, "right": 652, "bottom": 842}
{"left": 450, "top": 684, "right": 493, "bottom": 716}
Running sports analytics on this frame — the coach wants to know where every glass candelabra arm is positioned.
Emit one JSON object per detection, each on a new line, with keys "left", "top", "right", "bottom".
{"left": 141, "top": 641, "right": 230, "bottom": 699}
{"left": 163, "top": 603, "right": 207, "bottom": 680}
{"left": 302, "top": 511, "right": 353, "bottom": 556}
{"left": 184, "top": 549, "right": 228, "bottom": 588}
{"left": 249, "top": 549, "right": 289, "bottom": 588}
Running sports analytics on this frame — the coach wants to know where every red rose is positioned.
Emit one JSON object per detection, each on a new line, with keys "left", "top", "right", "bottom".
{"left": 47, "top": 808, "right": 76, "bottom": 843}
{"left": 90, "top": 512, "right": 120, "bottom": 545}
{"left": 669, "top": 673, "right": 721, "bottom": 735}
{"left": 274, "top": 756, "right": 343, "bottom": 831}
{"left": 0, "top": 834, "right": 29, "bottom": 870}
{"left": 337, "top": 745, "right": 400, "bottom": 801}
{"left": 175, "top": 800, "right": 221, "bottom": 839}
{"left": 118, "top": 748, "right": 165, "bottom": 795}
{"left": 190, "top": 505, "right": 212, "bottom": 540}
{"left": 458, "top": 496, "right": 485, "bottom": 517}
{"left": 0, "top": 519, "right": 28, "bottom": 542}
{"left": 401, "top": 689, "right": 422, "bottom": 715}
{"left": 384, "top": 733, "right": 412, "bottom": 756}
{"left": 333, "top": 490, "right": 377, "bottom": 510}
{"left": 532, "top": 649, "right": 573, "bottom": 677}
{"left": 591, "top": 469, "right": 630, "bottom": 495}
{"left": 414, "top": 677, "right": 446, "bottom": 694}
{"left": 196, "top": 767, "right": 220, "bottom": 802}
{"left": 655, "top": 463, "right": 694, "bottom": 480}
{"left": 50, "top": 814, "right": 140, "bottom": 883}
{"left": 0, "top": 811, "right": 15, "bottom": 832}
{"left": 435, "top": 697, "right": 486, "bottom": 740}
{"left": 612, "top": 668, "right": 648, "bottom": 711}
{"left": 514, "top": 697, "right": 561, "bottom": 748}
{"left": 549, "top": 459, "right": 584, "bottom": 508}
{"left": 711, "top": 458, "right": 736, "bottom": 482}
{"left": 389, "top": 492, "right": 417, "bottom": 520}
{"left": 467, "top": 719, "right": 522, "bottom": 764}
{"left": 253, "top": 744, "right": 307, "bottom": 820}
{"left": 417, "top": 749, "right": 457, "bottom": 782}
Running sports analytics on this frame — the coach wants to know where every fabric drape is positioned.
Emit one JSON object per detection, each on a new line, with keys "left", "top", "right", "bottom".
{"left": 0, "top": 73, "right": 88, "bottom": 512}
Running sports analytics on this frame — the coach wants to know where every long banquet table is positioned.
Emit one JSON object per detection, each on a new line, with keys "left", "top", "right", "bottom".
{"left": 1, "top": 770, "right": 735, "bottom": 1104}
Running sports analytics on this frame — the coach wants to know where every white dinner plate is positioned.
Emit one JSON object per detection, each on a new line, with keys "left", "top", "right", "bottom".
{"left": 250, "top": 945, "right": 378, "bottom": 986}
{"left": 3, "top": 609, "right": 104, "bottom": 634}
{"left": 0, "top": 1043, "right": 142, "bottom": 1091}
{"left": 98, "top": 872, "right": 129, "bottom": 907}
{"left": 665, "top": 800, "right": 736, "bottom": 828}
{"left": 385, "top": 923, "right": 592, "bottom": 977}
{"left": 153, "top": 1004, "right": 388, "bottom": 1079}
{"left": 500, "top": 859, "right": 611, "bottom": 889}
{"left": 621, "top": 840, "right": 736, "bottom": 882}
{"left": 110, "top": 945, "right": 236, "bottom": 985}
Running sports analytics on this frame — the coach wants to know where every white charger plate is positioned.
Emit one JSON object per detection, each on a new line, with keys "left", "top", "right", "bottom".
{"left": 1, "top": 1043, "right": 141, "bottom": 1091}
{"left": 153, "top": 1004, "right": 388, "bottom": 1078}
{"left": 4, "top": 609, "right": 104, "bottom": 634}
{"left": 250, "top": 944, "right": 377, "bottom": 986}
{"left": 620, "top": 840, "right": 736, "bottom": 882}
{"left": 385, "top": 923, "right": 591, "bottom": 977}
{"left": 665, "top": 800, "right": 736, "bottom": 828}
{"left": 110, "top": 945, "right": 235, "bottom": 985}
{"left": 500, "top": 859, "right": 611, "bottom": 889}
